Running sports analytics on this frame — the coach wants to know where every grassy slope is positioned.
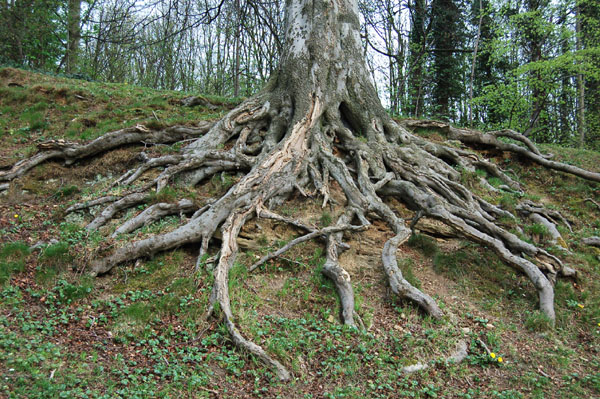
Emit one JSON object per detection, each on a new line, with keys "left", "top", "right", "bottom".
{"left": 0, "top": 68, "right": 599, "bottom": 399}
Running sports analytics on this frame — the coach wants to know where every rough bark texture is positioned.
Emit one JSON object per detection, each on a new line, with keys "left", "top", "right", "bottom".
{"left": 1, "top": 0, "right": 593, "bottom": 380}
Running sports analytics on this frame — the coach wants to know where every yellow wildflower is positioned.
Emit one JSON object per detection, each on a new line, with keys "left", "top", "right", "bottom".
{"left": 490, "top": 352, "right": 496, "bottom": 359}
{"left": 13, "top": 214, "right": 18, "bottom": 218}
{"left": 497, "top": 357, "right": 503, "bottom": 363}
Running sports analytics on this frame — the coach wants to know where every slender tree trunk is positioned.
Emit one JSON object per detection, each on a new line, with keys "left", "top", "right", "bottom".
{"left": 233, "top": 0, "right": 241, "bottom": 97}
{"left": 576, "top": 3, "right": 586, "bottom": 147}
{"left": 66, "top": 0, "right": 81, "bottom": 74}
{"left": 469, "top": 0, "right": 483, "bottom": 127}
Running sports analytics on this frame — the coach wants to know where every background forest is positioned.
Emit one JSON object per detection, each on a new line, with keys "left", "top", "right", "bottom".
{"left": 1, "top": 0, "right": 598, "bottom": 148}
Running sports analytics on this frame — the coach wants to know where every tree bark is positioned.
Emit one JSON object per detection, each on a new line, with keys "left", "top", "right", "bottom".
{"left": 66, "top": 0, "right": 81, "bottom": 74}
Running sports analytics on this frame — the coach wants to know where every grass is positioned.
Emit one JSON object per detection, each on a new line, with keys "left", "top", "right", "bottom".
{"left": 1, "top": 67, "right": 600, "bottom": 398}
{"left": 0, "top": 242, "right": 30, "bottom": 285}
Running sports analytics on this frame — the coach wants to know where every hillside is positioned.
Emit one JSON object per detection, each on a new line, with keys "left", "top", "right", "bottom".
{"left": 0, "top": 68, "right": 599, "bottom": 398}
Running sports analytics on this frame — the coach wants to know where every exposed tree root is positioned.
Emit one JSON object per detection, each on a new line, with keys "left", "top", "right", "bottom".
{"left": 401, "top": 119, "right": 600, "bottom": 183}
{"left": 582, "top": 237, "right": 600, "bottom": 247}
{"left": 401, "top": 340, "right": 468, "bottom": 374}
{"left": 517, "top": 200, "right": 572, "bottom": 248}
{"left": 86, "top": 192, "right": 149, "bottom": 231}
{"left": 5, "top": 90, "right": 589, "bottom": 374}
{"left": 248, "top": 223, "right": 366, "bottom": 272}
{"left": 585, "top": 198, "right": 600, "bottom": 211}
{"left": 112, "top": 199, "right": 198, "bottom": 237}
{"left": 0, "top": 123, "right": 213, "bottom": 183}
{"left": 382, "top": 230, "right": 443, "bottom": 319}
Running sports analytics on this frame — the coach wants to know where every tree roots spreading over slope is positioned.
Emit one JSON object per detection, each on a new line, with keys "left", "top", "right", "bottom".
{"left": 1, "top": 0, "right": 598, "bottom": 381}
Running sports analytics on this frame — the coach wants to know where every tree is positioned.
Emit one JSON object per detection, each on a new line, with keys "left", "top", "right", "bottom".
{"left": 2, "top": 0, "right": 599, "bottom": 380}
{"left": 430, "top": 0, "right": 464, "bottom": 119}
{"left": 66, "top": 0, "right": 81, "bottom": 73}
{"left": 0, "top": 0, "right": 64, "bottom": 69}
{"left": 578, "top": 0, "right": 600, "bottom": 147}
{"left": 406, "top": 0, "right": 428, "bottom": 117}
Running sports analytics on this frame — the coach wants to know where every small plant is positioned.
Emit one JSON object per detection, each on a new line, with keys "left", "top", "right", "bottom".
{"left": 20, "top": 108, "right": 47, "bottom": 131}
{"left": 210, "top": 172, "right": 234, "bottom": 192}
{"left": 320, "top": 211, "right": 332, "bottom": 227}
{"left": 527, "top": 223, "right": 549, "bottom": 240}
{"left": 398, "top": 258, "right": 422, "bottom": 289}
{"left": 407, "top": 234, "right": 439, "bottom": 257}
{"left": 0, "top": 242, "right": 30, "bottom": 284}
{"left": 499, "top": 193, "right": 518, "bottom": 211}
{"left": 525, "top": 311, "right": 553, "bottom": 332}
{"left": 149, "top": 187, "right": 180, "bottom": 203}
{"left": 52, "top": 278, "right": 93, "bottom": 304}
{"left": 54, "top": 184, "right": 80, "bottom": 198}
{"left": 433, "top": 251, "right": 467, "bottom": 277}
{"left": 39, "top": 241, "right": 72, "bottom": 270}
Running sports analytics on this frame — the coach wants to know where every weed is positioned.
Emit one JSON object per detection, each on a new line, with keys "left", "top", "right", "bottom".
{"left": 54, "top": 184, "right": 80, "bottom": 198}
{"left": 433, "top": 251, "right": 467, "bottom": 277}
{"left": 407, "top": 234, "right": 439, "bottom": 257}
{"left": 527, "top": 223, "right": 549, "bottom": 240}
{"left": 524, "top": 311, "right": 553, "bottom": 332}
{"left": 149, "top": 187, "right": 180, "bottom": 203}
{"left": 398, "top": 258, "right": 422, "bottom": 289}
{"left": 499, "top": 193, "right": 518, "bottom": 211}
{"left": 65, "top": 120, "right": 83, "bottom": 137}
{"left": 210, "top": 172, "right": 234, "bottom": 192}
{"left": 50, "top": 278, "right": 93, "bottom": 305}
{"left": 320, "top": 211, "right": 332, "bottom": 227}
{"left": 20, "top": 109, "right": 47, "bottom": 131}
{"left": 122, "top": 302, "right": 153, "bottom": 323}
{"left": 39, "top": 241, "right": 72, "bottom": 271}
{"left": 145, "top": 119, "right": 165, "bottom": 130}
{"left": 0, "top": 242, "right": 30, "bottom": 284}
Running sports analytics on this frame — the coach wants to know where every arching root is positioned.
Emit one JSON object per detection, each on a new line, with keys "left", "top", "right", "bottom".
{"left": 382, "top": 230, "right": 444, "bottom": 319}
{"left": 208, "top": 208, "right": 291, "bottom": 381}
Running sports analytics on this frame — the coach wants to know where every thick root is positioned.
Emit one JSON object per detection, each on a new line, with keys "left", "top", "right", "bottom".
{"left": 382, "top": 231, "right": 444, "bottom": 319}
{"left": 0, "top": 123, "right": 213, "bottom": 184}
{"left": 112, "top": 199, "right": 198, "bottom": 237}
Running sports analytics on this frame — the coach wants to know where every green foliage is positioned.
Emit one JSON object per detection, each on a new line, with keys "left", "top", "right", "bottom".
{"left": 433, "top": 251, "right": 467, "bottom": 277}
{"left": 407, "top": 234, "right": 439, "bottom": 257}
{"left": 54, "top": 185, "right": 80, "bottom": 198}
{"left": 50, "top": 278, "right": 93, "bottom": 305}
{"left": 524, "top": 311, "right": 553, "bottom": 332}
{"left": 398, "top": 258, "right": 422, "bottom": 289}
{"left": 0, "top": 1, "right": 65, "bottom": 69}
{"left": 149, "top": 187, "right": 180, "bottom": 204}
{"left": 320, "top": 211, "right": 332, "bottom": 227}
{"left": 0, "top": 242, "right": 30, "bottom": 285}
{"left": 527, "top": 223, "right": 550, "bottom": 239}
{"left": 210, "top": 172, "right": 235, "bottom": 193}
